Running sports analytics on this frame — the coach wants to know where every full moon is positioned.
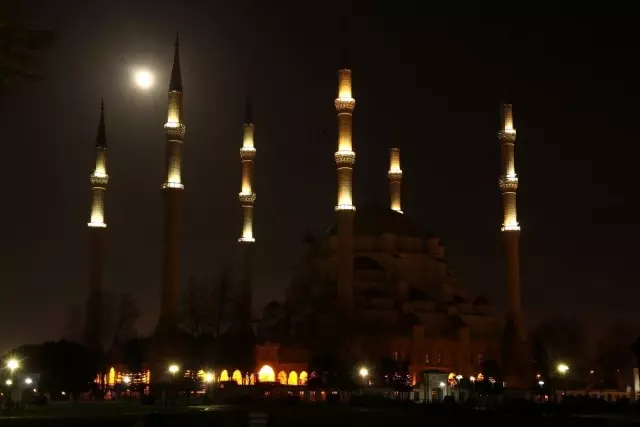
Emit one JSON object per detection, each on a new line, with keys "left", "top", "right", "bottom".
{"left": 134, "top": 69, "right": 154, "bottom": 90}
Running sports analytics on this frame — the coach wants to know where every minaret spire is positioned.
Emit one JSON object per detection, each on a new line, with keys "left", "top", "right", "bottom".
{"left": 84, "top": 99, "right": 109, "bottom": 352}
{"left": 498, "top": 103, "right": 525, "bottom": 342}
{"left": 334, "top": 67, "right": 356, "bottom": 309}
{"left": 96, "top": 98, "right": 106, "bottom": 148}
{"left": 388, "top": 148, "right": 403, "bottom": 213}
{"left": 169, "top": 32, "right": 182, "bottom": 92}
{"left": 157, "top": 36, "right": 186, "bottom": 334}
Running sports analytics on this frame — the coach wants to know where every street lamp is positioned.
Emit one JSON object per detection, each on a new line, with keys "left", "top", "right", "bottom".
{"left": 204, "top": 372, "right": 214, "bottom": 398}
{"left": 6, "top": 359, "right": 19, "bottom": 375}
{"left": 557, "top": 363, "right": 569, "bottom": 401}
{"left": 359, "top": 367, "right": 369, "bottom": 380}
{"left": 5, "top": 379, "right": 12, "bottom": 386}
{"left": 24, "top": 378, "right": 32, "bottom": 385}
{"left": 167, "top": 364, "right": 180, "bottom": 406}
{"left": 538, "top": 380, "right": 545, "bottom": 386}
{"left": 359, "top": 367, "right": 369, "bottom": 393}
{"left": 123, "top": 376, "right": 131, "bottom": 385}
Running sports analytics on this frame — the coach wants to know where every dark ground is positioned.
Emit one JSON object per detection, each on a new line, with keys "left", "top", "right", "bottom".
{"left": 2, "top": 403, "right": 640, "bottom": 427}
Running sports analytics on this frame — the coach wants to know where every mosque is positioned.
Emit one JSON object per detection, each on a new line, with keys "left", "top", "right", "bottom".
{"left": 83, "top": 37, "right": 527, "bottom": 393}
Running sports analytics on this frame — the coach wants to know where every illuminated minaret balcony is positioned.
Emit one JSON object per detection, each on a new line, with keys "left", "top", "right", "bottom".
{"left": 239, "top": 100, "right": 256, "bottom": 243}
{"left": 388, "top": 148, "right": 403, "bottom": 214}
{"left": 334, "top": 69, "right": 356, "bottom": 211}
{"left": 499, "top": 103, "right": 519, "bottom": 232}
{"left": 88, "top": 100, "right": 108, "bottom": 228}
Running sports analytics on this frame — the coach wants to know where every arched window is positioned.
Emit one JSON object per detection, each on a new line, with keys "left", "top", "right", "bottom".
{"left": 477, "top": 353, "right": 484, "bottom": 366}
{"left": 299, "top": 371, "right": 308, "bottom": 385}
{"left": 220, "top": 370, "right": 229, "bottom": 382}
{"left": 278, "top": 371, "right": 287, "bottom": 385}
{"left": 250, "top": 373, "right": 256, "bottom": 385}
{"left": 288, "top": 371, "right": 298, "bottom": 386}
{"left": 232, "top": 370, "right": 243, "bottom": 385}
{"left": 425, "top": 352, "right": 430, "bottom": 364}
{"left": 437, "top": 352, "right": 442, "bottom": 365}
{"left": 258, "top": 365, "right": 275, "bottom": 382}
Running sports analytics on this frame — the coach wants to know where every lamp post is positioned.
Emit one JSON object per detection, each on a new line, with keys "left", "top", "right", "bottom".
{"left": 557, "top": 363, "right": 569, "bottom": 402}
{"left": 168, "top": 364, "right": 180, "bottom": 406}
{"left": 204, "top": 372, "right": 214, "bottom": 398}
{"left": 359, "top": 367, "right": 369, "bottom": 396}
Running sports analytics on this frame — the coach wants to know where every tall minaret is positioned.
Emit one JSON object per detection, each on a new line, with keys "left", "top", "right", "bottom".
{"left": 84, "top": 99, "right": 108, "bottom": 351}
{"left": 498, "top": 103, "right": 525, "bottom": 343}
{"left": 334, "top": 68, "right": 356, "bottom": 309}
{"left": 157, "top": 35, "right": 185, "bottom": 333}
{"left": 237, "top": 99, "right": 256, "bottom": 332}
{"left": 388, "top": 148, "right": 403, "bottom": 214}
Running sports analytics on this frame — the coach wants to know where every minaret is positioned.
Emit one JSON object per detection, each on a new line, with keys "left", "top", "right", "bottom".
{"left": 237, "top": 99, "right": 256, "bottom": 330}
{"left": 498, "top": 103, "right": 525, "bottom": 343}
{"left": 334, "top": 68, "right": 356, "bottom": 309}
{"left": 157, "top": 35, "right": 185, "bottom": 333}
{"left": 239, "top": 99, "right": 256, "bottom": 244}
{"left": 388, "top": 148, "right": 403, "bottom": 213}
{"left": 84, "top": 99, "right": 108, "bottom": 351}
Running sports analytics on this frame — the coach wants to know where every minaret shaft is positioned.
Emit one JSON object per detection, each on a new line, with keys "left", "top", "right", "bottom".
{"left": 85, "top": 101, "right": 108, "bottom": 351}
{"left": 498, "top": 103, "right": 525, "bottom": 342}
{"left": 239, "top": 121, "right": 256, "bottom": 243}
{"left": 334, "top": 69, "right": 356, "bottom": 309}
{"left": 237, "top": 103, "right": 256, "bottom": 336}
{"left": 388, "top": 148, "right": 403, "bottom": 213}
{"left": 158, "top": 37, "right": 186, "bottom": 333}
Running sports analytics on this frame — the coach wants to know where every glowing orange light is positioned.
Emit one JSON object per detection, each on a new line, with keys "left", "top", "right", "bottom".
{"left": 258, "top": 365, "right": 275, "bottom": 382}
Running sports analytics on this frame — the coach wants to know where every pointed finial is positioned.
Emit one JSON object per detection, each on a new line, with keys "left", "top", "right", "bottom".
{"left": 339, "top": 49, "right": 351, "bottom": 70}
{"left": 169, "top": 32, "right": 183, "bottom": 92}
{"left": 244, "top": 97, "right": 253, "bottom": 124}
{"left": 96, "top": 98, "right": 106, "bottom": 148}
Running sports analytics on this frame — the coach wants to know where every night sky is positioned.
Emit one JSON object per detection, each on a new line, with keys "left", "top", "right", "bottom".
{"left": 2, "top": 1, "right": 639, "bottom": 352}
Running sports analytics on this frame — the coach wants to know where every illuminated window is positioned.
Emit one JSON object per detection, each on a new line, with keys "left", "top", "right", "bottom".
{"left": 288, "top": 371, "right": 298, "bottom": 386}
{"left": 258, "top": 365, "right": 275, "bottom": 382}
{"left": 220, "top": 370, "right": 229, "bottom": 382}
{"left": 425, "top": 353, "right": 430, "bottom": 364}
{"left": 477, "top": 353, "right": 484, "bottom": 366}
{"left": 278, "top": 371, "right": 287, "bottom": 385}
{"left": 299, "top": 371, "right": 308, "bottom": 385}
{"left": 232, "top": 370, "right": 242, "bottom": 385}
{"left": 394, "top": 351, "right": 399, "bottom": 361}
